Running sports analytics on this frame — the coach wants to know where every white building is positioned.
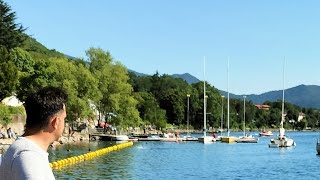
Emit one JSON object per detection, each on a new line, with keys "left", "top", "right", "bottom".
{"left": 1, "top": 96, "right": 23, "bottom": 107}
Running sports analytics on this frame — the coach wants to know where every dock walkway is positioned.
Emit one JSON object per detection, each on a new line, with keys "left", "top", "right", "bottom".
{"left": 89, "top": 134, "right": 198, "bottom": 142}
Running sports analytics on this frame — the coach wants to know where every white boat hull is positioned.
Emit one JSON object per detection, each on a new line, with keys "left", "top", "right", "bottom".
{"left": 114, "top": 135, "right": 129, "bottom": 141}
{"left": 198, "top": 136, "right": 215, "bottom": 144}
{"left": 259, "top": 131, "right": 273, "bottom": 137}
{"left": 270, "top": 137, "right": 295, "bottom": 147}
{"left": 236, "top": 136, "right": 258, "bottom": 143}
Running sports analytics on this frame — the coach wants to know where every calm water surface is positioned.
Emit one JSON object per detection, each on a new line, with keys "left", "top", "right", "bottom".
{"left": 49, "top": 132, "right": 320, "bottom": 179}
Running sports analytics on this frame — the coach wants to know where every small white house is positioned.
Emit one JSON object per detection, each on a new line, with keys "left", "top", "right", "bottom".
{"left": 1, "top": 96, "right": 23, "bottom": 107}
{"left": 298, "top": 112, "right": 306, "bottom": 122}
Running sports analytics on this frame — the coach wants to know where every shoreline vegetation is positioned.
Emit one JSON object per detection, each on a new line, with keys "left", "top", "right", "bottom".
{"left": 1, "top": 127, "right": 318, "bottom": 147}
{"left": 1, "top": 127, "right": 319, "bottom": 154}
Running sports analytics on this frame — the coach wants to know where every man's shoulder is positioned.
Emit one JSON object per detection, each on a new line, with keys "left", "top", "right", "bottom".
{"left": 4, "top": 137, "right": 43, "bottom": 159}
{"left": 7, "top": 138, "right": 31, "bottom": 151}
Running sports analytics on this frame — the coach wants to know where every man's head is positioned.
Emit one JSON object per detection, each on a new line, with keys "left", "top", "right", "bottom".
{"left": 24, "top": 86, "right": 68, "bottom": 138}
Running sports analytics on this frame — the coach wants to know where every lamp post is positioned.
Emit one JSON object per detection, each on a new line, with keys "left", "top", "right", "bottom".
{"left": 243, "top": 95, "right": 246, "bottom": 136}
{"left": 221, "top": 95, "right": 224, "bottom": 136}
{"left": 187, "top": 94, "right": 190, "bottom": 137}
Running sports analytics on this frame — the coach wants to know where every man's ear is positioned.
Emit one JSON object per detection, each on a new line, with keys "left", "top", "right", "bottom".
{"left": 51, "top": 116, "right": 59, "bottom": 130}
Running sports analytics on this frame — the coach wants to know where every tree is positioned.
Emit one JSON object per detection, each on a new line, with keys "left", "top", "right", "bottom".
{"left": 11, "top": 47, "right": 35, "bottom": 77}
{"left": 135, "top": 92, "right": 167, "bottom": 129}
{"left": 87, "top": 48, "right": 141, "bottom": 128}
{"left": 43, "top": 58, "right": 101, "bottom": 123}
{"left": 104, "top": 62, "right": 141, "bottom": 127}
{"left": 16, "top": 57, "right": 53, "bottom": 101}
{"left": 0, "top": 104, "right": 12, "bottom": 127}
{"left": 87, "top": 47, "right": 112, "bottom": 121}
{"left": 0, "top": 47, "right": 18, "bottom": 100}
{"left": 0, "top": 0, "right": 25, "bottom": 50}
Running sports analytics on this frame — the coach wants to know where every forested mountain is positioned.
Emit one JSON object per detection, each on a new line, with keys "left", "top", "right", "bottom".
{"left": 128, "top": 69, "right": 148, "bottom": 77}
{"left": 128, "top": 71, "right": 201, "bottom": 85}
{"left": 151, "top": 72, "right": 320, "bottom": 108}
{"left": 220, "top": 85, "right": 320, "bottom": 108}
{"left": 166, "top": 72, "right": 320, "bottom": 108}
{"left": 171, "top": 73, "right": 201, "bottom": 84}
{"left": 21, "top": 35, "right": 65, "bottom": 58}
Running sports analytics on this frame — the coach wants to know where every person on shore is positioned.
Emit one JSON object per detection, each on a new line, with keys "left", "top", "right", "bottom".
{"left": 175, "top": 132, "right": 180, "bottom": 138}
{"left": 6, "top": 128, "right": 13, "bottom": 139}
{"left": 0, "top": 127, "right": 4, "bottom": 139}
{"left": 212, "top": 133, "right": 217, "bottom": 140}
{"left": 0, "top": 86, "right": 68, "bottom": 180}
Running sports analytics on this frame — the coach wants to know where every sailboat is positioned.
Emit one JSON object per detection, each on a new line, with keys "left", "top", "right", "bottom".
{"left": 236, "top": 96, "right": 258, "bottom": 143}
{"left": 221, "top": 58, "right": 237, "bottom": 143}
{"left": 259, "top": 128, "right": 273, "bottom": 137}
{"left": 269, "top": 59, "right": 296, "bottom": 148}
{"left": 198, "top": 57, "right": 215, "bottom": 144}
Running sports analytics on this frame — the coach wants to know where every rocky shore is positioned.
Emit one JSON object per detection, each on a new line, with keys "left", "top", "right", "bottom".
{"left": 0, "top": 131, "right": 90, "bottom": 154}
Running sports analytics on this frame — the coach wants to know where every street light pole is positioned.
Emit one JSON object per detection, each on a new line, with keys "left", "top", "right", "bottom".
{"left": 221, "top": 95, "right": 224, "bottom": 136}
{"left": 243, "top": 95, "right": 246, "bottom": 136}
{"left": 187, "top": 94, "right": 190, "bottom": 137}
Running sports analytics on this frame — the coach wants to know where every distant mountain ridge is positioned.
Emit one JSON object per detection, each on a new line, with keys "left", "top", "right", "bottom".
{"left": 128, "top": 69, "right": 148, "bottom": 77}
{"left": 221, "top": 85, "right": 320, "bottom": 108}
{"left": 128, "top": 71, "right": 201, "bottom": 84}
{"left": 167, "top": 72, "right": 320, "bottom": 108}
{"left": 130, "top": 70, "right": 320, "bottom": 108}
{"left": 171, "top": 73, "right": 200, "bottom": 84}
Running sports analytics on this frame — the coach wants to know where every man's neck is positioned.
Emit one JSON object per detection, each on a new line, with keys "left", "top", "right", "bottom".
{"left": 23, "top": 131, "right": 53, "bottom": 151}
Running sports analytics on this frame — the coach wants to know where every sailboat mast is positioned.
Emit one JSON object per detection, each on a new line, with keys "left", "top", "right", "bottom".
{"left": 227, "top": 57, "right": 230, "bottom": 137}
{"left": 281, "top": 58, "right": 286, "bottom": 128}
{"left": 243, "top": 95, "right": 246, "bottom": 136}
{"left": 203, "top": 56, "right": 206, "bottom": 138}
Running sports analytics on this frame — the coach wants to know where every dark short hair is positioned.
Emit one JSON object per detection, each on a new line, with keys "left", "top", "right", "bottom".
{"left": 24, "top": 86, "right": 68, "bottom": 130}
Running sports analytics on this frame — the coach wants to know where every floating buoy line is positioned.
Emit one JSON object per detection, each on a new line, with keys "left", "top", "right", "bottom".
{"left": 50, "top": 141, "right": 133, "bottom": 169}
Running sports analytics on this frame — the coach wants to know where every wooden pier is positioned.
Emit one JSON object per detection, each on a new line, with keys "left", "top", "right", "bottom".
{"left": 89, "top": 134, "right": 198, "bottom": 142}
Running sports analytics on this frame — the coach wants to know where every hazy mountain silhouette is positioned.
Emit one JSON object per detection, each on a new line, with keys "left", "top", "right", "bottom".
{"left": 171, "top": 73, "right": 201, "bottom": 84}
{"left": 220, "top": 85, "right": 320, "bottom": 108}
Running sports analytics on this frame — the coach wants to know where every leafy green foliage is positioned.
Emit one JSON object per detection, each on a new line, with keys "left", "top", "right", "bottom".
{"left": 0, "top": 0, "right": 25, "bottom": 50}
{"left": 21, "top": 35, "right": 65, "bottom": 59}
{"left": 11, "top": 47, "right": 35, "bottom": 76}
{"left": 87, "top": 48, "right": 140, "bottom": 128}
{"left": 0, "top": 104, "right": 25, "bottom": 127}
{"left": 0, "top": 47, "right": 19, "bottom": 100}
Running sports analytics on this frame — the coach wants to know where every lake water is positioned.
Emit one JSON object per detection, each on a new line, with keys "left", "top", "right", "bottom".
{"left": 49, "top": 131, "right": 320, "bottom": 179}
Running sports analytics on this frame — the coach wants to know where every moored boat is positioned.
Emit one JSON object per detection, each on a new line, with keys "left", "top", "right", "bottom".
{"left": 198, "top": 58, "right": 215, "bottom": 144}
{"left": 268, "top": 59, "right": 295, "bottom": 148}
{"left": 236, "top": 96, "right": 258, "bottom": 143}
{"left": 259, "top": 130, "right": 273, "bottom": 137}
{"left": 113, "top": 135, "right": 129, "bottom": 141}
{"left": 221, "top": 59, "right": 236, "bottom": 144}
{"left": 221, "top": 136, "right": 237, "bottom": 143}
{"left": 198, "top": 136, "right": 215, "bottom": 143}
{"left": 236, "top": 134, "right": 258, "bottom": 143}
{"left": 269, "top": 128, "right": 295, "bottom": 147}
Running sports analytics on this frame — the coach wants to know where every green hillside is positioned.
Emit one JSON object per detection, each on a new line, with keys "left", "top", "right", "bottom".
{"left": 21, "top": 35, "right": 66, "bottom": 59}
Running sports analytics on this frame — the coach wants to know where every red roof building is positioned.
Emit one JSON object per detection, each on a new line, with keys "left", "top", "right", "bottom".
{"left": 255, "top": 104, "right": 270, "bottom": 110}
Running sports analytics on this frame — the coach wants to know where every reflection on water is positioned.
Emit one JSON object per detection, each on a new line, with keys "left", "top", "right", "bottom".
{"left": 49, "top": 132, "right": 320, "bottom": 179}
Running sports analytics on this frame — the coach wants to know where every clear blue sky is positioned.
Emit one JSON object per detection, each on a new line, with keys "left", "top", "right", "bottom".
{"left": 6, "top": 0, "right": 320, "bottom": 95}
